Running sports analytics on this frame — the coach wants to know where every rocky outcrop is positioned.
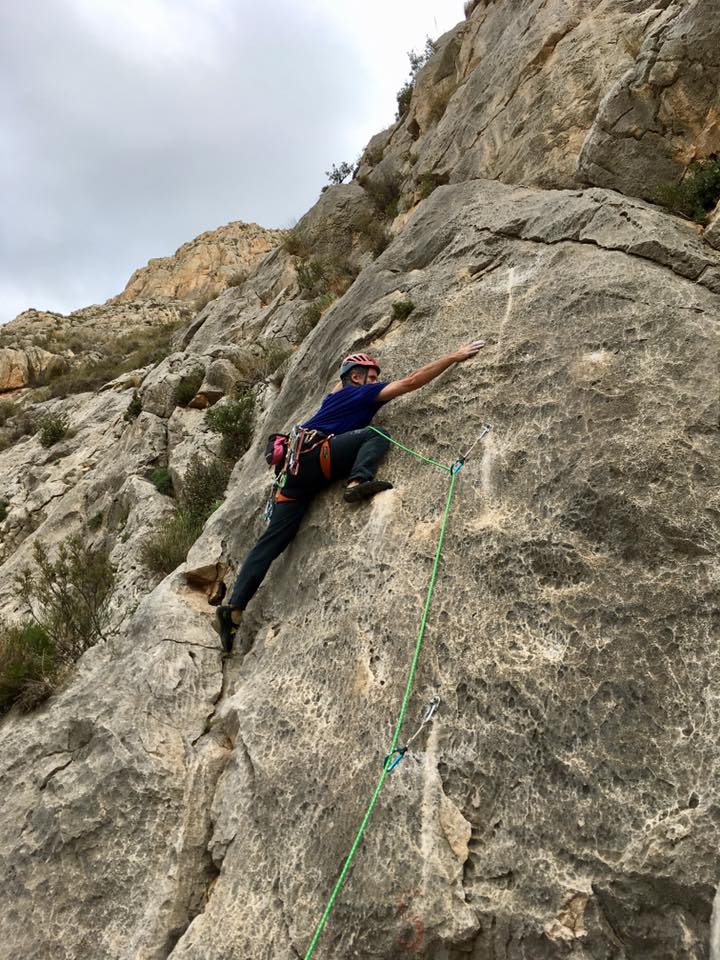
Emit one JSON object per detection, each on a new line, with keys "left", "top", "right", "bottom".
{"left": 579, "top": 0, "right": 720, "bottom": 200}
{"left": 2, "top": 175, "right": 719, "bottom": 958}
{"left": 356, "top": 1, "right": 720, "bottom": 212}
{"left": 113, "top": 220, "right": 286, "bottom": 303}
{"left": 0, "top": 345, "right": 67, "bottom": 392}
{"left": 1, "top": 4, "right": 720, "bottom": 959}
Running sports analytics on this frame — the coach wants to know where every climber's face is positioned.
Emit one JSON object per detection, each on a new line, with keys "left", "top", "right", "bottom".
{"left": 350, "top": 367, "right": 379, "bottom": 386}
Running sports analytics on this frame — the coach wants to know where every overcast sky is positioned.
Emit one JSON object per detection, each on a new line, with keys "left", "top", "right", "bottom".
{"left": 0, "top": 0, "right": 464, "bottom": 324}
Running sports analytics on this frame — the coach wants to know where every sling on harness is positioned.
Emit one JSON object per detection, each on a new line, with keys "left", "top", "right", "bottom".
{"left": 263, "top": 426, "right": 333, "bottom": 522}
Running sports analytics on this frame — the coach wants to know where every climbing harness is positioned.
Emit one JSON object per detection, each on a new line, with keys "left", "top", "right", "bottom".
{"left": 262, "top": 427, "right": 333, "bottom": 522}
{"left": 303, "top": 422, "right": 492, "bottom": 959}
{"left": 384, "top": 696, "right": 440, "bottom": 772}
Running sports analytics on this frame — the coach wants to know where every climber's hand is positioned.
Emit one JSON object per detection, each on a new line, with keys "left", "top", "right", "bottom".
{"left": 454, "top": 340, "right": 486, "bottom": 362}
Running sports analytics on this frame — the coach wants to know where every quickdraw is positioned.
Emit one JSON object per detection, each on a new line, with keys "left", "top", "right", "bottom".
{"left": 384, "top": 696, "right": 440, "bottom": 772}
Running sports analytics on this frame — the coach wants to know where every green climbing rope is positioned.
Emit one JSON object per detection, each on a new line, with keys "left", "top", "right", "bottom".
{"left": 303, "top": 468, "right": 459, "bottom": 958}
{"left": 369, "top": 426, "right": 452, "bottom": 473}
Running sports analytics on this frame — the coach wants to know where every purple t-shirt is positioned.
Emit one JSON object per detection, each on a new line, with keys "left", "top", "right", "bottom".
{"left": 301, "top": 382, "right": 388, "bottom": 434}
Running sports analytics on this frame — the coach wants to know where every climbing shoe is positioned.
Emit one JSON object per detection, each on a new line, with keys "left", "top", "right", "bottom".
{"left": 343, "top": 479, "right": 394, "bottom": 503}
{"left": 216, "top": 605, "right": 240, "bottom": 653}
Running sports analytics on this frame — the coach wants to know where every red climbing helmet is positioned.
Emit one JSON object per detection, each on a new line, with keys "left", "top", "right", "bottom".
{"left": 339, "top": 353, "right": 380, "bottom": 378}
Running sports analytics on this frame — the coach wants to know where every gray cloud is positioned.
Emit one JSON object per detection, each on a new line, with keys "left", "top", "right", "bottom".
{"left": 0, "top": 0, "right": 463, "bottom": 322}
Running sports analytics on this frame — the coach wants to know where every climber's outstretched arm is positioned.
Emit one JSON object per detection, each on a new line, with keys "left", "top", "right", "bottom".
{"left": 376, "top": 340, "right": 486, "bottom": 402}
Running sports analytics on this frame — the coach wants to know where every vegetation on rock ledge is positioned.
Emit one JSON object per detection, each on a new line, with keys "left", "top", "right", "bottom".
{"left": 1, "top": 536, "right": 116, "bottom": 714}
{"left": 141, "top": 454, "right": 231, "bottom": 577}
{"left": 655, "top": 155, "right": 720, "bottom": 222}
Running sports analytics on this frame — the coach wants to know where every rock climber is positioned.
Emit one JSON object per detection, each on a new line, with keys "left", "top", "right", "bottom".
{"left": 216, "top": 339, "right": 486, "bottom": 651}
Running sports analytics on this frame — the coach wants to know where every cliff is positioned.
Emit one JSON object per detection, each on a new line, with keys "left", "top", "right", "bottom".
{"left": 1, "top": 2, "right": 719, "bottom": 958}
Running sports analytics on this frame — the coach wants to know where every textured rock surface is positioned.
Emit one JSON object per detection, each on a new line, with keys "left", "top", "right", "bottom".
{"left": 114, "top": 220, "right": 286, "bottom": 303}
{"left": 705, "top": 202, "right": 720, "bottom": 252}
{"left": 2, "top": 4, "right": 720, "bottom": 959}
{"left": 0, "top": 344, "right": 66, "bottom": 391}
{"left": 356, "top": 0, "right": 686, "bottom": 204}
{"left": 579, "top": 0, "right": 720, "bottom": 200}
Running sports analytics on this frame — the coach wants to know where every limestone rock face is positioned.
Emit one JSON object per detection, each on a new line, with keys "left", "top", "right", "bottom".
{"left": 0, "top": 345, "right": 66, "bottom": 391}
{"left": 1, "top": 5, "right": 720, "bottom": 960}
{"left": 579, "top": 0, "right": 720, "bottom": 200}
{"left": 295, "top": 183, "right": 377, "bottom": 265}
{"left": 2, "top": 175, "right": 718, "bottom": 959}
{"left": 356, "top": 1, "right": 720, "bottom": 211}
{"left": 357, "top": 0, "right": 677, "bottom": 202}
{"left": 705, "top": 202, "right": 720, "bottom": 251}
{"left": 175, "top": 179, "right": 720, "bottom": 960}
{"left": 113, "top": 220, "right": 286, "bottom": 303}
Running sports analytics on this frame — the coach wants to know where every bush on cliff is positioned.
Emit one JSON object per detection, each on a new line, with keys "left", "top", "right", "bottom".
{"left": 206, "top": 389, "right": 255, "bottom": 459}
{"left": 173, "top": 368, "right": 205, "bottom": 407}
{"left": 18, "top": 537, "right": 116, "bottom": 660}
{"left": 2, "top": 536, "right": 116, "bottom": 712}
{"left": 141, "top": 454, "right": 231, "bottom": 577}
{"left": 656, "top": 155, "right": 720, "bottom": 222}
{"left": 0, "top": 400, "right": 16, "bottom": 426}
{"left": 124, "top": 391, "right": 142, "bottom": 421}
{"left": 37, "top": 414, "right": 69, "bottom": 447}
{"left": 233, "top": 343, "right": 290, "bottom": 387}
{"left": 395, "top": 38, "right": 437, "bottom": 120}
{"left": 0, "top": 622, "right": 57, "bottom": 714}
{"left": 44, "top": 322, "right": 182, "bottom": 398}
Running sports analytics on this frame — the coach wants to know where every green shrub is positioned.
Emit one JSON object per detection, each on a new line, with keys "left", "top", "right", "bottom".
{"left": 141, "top": 455, "right": 231, "bottom": 576}
{"left": 252, "top": 343, "right": 291, "bottom": 383}
{"left": 174, "top": 368, "right": 205, "bottom": 407}
{"left": 194, "top": 292, "right": 214, "bottom": 313}
{"left": 282, "top": 226, "right": 313, "bottom": 258}
{"left": 0, "top": 499, "right": 8, "bottom": 522}
{"left": 296, "top": 258, "right": 327, "bottom": 297}
{"left": 655, "top": 156, "right": 720, "bottom": 222}
{"left": 392, "top": 299, "right": 416, "bottom": 321}
{"left": 206, "top": 391, "right": 255, "bottom": 459}
{"left": 17, "top": 536, "right": 115, "bottom": 665}
{"left": 296, "top": 256, "right": 357, "bottom": 299}
{"left": 43, "top": 322, "right": 182, "bottom": 398}
{"left": 150, "top": 468, "right": 173, "bottom": 496}
{"left": 417, "top": 172, "right": 445, "bottom": 199}
{"left": 180, "top": 454, "right": 232, "bottom": 521}
{"left": 0, "top": 621, "right": 57, "bottom": 714}
{"left": 396, "top": 81, "right": 414, "bottom": 120}
{"left": 226, "top": 269, "right": 248, "bottom": 288}
{"left": 298, "top": 292, "right": 336, "bottom": 339}
{"left": 325, "top": 161, "right": 355, "bottom": 185}
{"left": 140, "top": 511, "right": 202, "bottom": 577}
{"left": 364, "top": 175, "right": 403, "bottom": 220}
{"left": 0, "top": 400, "right": 16, "bottom": 426}
{"left": 231, "top": 342, "right": 291, "bottom": 388}
{"left": 38, "top": 414, "right": 69, "bottom": 447}
{"left": 395, "top": 38, "right": 437, "bottom": 120}
{"left": 88, "top": 512, "right": 103, "bottom": 531}
{"left": 124, "top": 391, "right": 142, "bottom": 422}
{"left": 355, "top": 214, "right": 390, "bottom": 257}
